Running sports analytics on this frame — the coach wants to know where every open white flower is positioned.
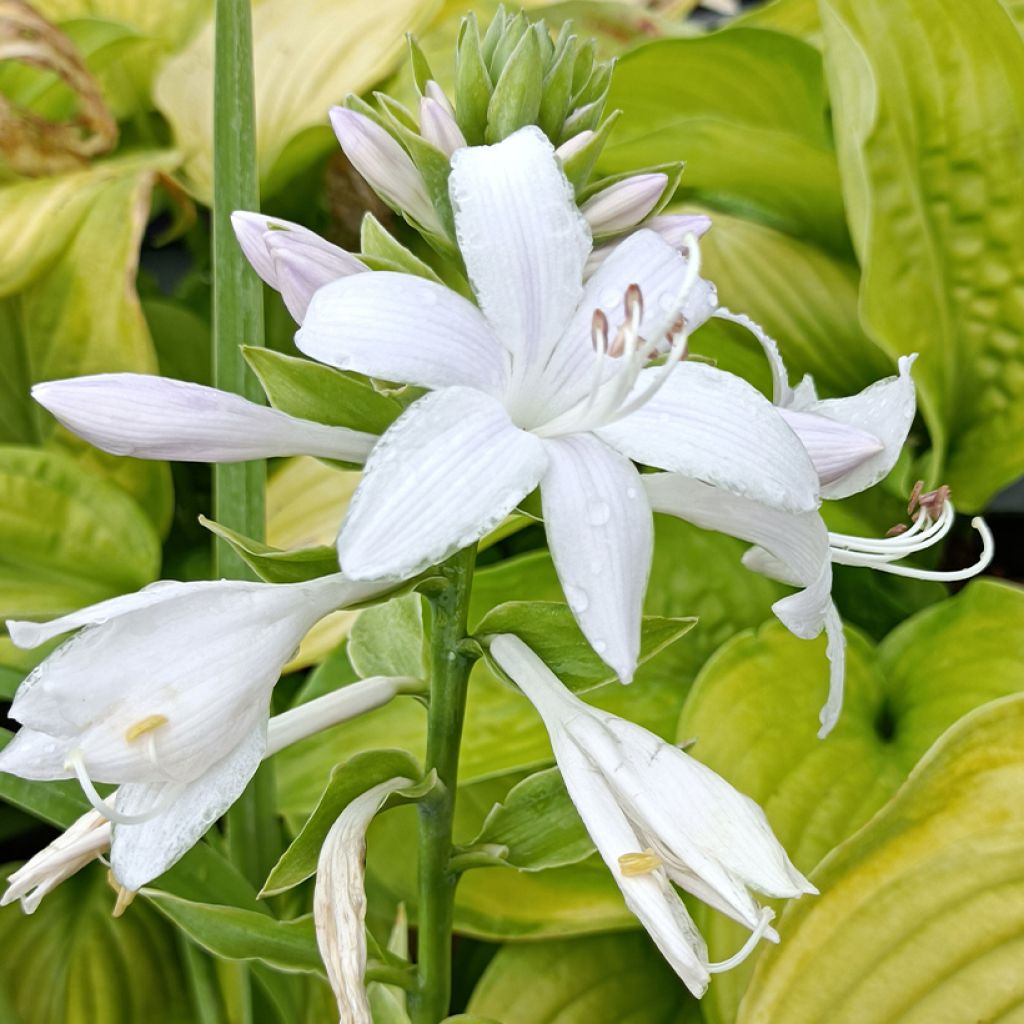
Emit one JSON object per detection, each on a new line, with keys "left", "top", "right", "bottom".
{"left": 297, "top": 126, "right": 821, "bottom": 683}
{"left": 647, "top": 319, "right": 994, "bottom": 734}
{"left": 0, "top": 573, "right": 391, "bottom": 891}
{"left": 490, "top": 633, "right": 815, "bottom": 998}
{"left": 1, "top": 674, "right": 415, "bottom": 911}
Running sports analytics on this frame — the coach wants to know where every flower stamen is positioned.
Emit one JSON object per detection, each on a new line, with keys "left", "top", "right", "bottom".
{"left": 124, "top": 714, "right": 168, "bottom": 743}
{"left": 618, "top": 848, "right": 664, "bottom": 876}
{"left": 707, "top": 906, "right": 776, "bottom": 973}
{"left": 64, "top": 749, "right": 183, "bottom": 826}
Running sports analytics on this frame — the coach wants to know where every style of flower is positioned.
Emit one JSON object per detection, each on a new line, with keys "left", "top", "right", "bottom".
{"left": 0, "top": 574, "right": 395, "bottom": 891}
{"left": 647, "top": 316, "right": 993, "bottom": 734}
{"left": 490, "top": 633, "right": 815, "bottom": 998}
{"left": 296, "top": 125, "right": 822, "bottom": 683}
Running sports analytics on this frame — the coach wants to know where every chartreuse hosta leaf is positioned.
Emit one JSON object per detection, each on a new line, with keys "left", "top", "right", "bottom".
{"left": 0, "top": 446, "right": 160, "bottom": 620}
{"left": 0, "top": 153, "right": 175, "bottom": 531}
{"left": 821, "top": 0, "right": 1024, "bottom": 509}
{"left": 0, "top": 865, "right": 193, "bottom": 1024}
{"left": 154, "top": 0, "right": 439, "bottom": 202}
{"left": 602, "top": 28, "right": 848, "bottom": 252}
{"left": 739, "top": 692, "right": 1024, "bottom": 1024}
{"left": 467, "top": 932, "right": 701, "bottom": 1024}
{"left": 733, "top": 0, "right": 822, "bottom": 43}
{"left": 679, "top": 579, "right": 1024, "bottom": 1024}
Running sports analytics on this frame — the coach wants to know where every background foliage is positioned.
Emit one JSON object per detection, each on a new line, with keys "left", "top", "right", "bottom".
{"left": 1, "top": 0, "right": 1023, "bottom": 1021}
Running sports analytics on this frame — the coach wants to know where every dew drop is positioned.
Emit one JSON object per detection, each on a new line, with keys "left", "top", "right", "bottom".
{"left": 565, "top": 586, "right": 590, "bottom": 613}
{"left": 588, "top": 501, "right": 611, "bottom": 526}
{"left": 593, "top": 639, "right": 608, "bottom": 655}
{"left": 626, "top": 487, "right": 638, "bottom": 500}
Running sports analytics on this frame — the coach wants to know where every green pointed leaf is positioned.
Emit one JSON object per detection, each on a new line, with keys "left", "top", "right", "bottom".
{"left": 145, "top": 895, "right": 323, "bottom": 975}
{"left": 243, "top": 347, "right": 402, "bottom": 435}
{"left": 0, "top": 865, "right": 193, "bottom": 1024}
{"left": 477, "top": 600, "right": 696, "bottom": 694}
{"left": 406, "top": 33, "right": 434, "bottom": 94}
{"left": 678, "top": 579, "right": 1024, "bottom": 1024}
{"left": 740, "top": 692, "right": 1024, "bottom": 1024}
{"left": 537, "top": 32, "right": 578, "bottom": 139}
{"left": 603, "top": 29, "right": 848, "bottom": 252}
{"left": 198, "top": 515, "right": 338, "bottom": 584}
{"left": 263, "top": 748, "right": 423, "bottom": 896}
{"left": 359, "top": 213, "right": 445, "bottom": 285}
{"left": 468, "top": 766, "right": 591, "bottom": 871}
{"left": 820, "top": 0, "right": 1024, "bottom": 508}
{"left": 455, "top": 14, "right": 493, "bottom": 145}
{"left": 467, "top": 932, "right": 701, "bottom": 1023}
{"left": 0, "top": 445, "right": 160, "bottom": 619}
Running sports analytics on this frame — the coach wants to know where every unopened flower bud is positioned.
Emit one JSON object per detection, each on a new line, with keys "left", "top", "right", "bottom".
{"left": 554, "top": 129, "right": 595, "bottom": 163}
{"left": 330, "top": 107, "right": 443, "bottom": 235}
{"left": 419, "top": 96, "right": 467, "bottom": 158}
{"left": 582, "top": 173, "right": 669, "bottom": 234}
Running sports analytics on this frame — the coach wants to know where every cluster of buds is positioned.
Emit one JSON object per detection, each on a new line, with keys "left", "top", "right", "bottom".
{"left": 329, "top": 6, "right": 707, "bottom": 261}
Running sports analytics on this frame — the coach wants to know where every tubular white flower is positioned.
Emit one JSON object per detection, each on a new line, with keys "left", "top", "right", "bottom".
{"left": 330, "top": 107, "right": 443, "bottom": 235}
{"left": 419, "top": 95, "right": 467, "bottom": 158}
{"left": 1, "top": 675, "right": 417, "bottom": 909}
{"left": 490, "top": 634, "right": 815, "bottom": 997}
{"left": 554, "top": 129, "right": 594, "bottom": 163}
{"left": 231, "top": 211, "right": 366, "bottom": 322}
{"left": 299, "top": 126, "right": 820, "bottom": 683}
{"left": 32, "top": 374, "right": 377, "bottom": 464}
{"left": 315, "top": 777, "right": 413, "bottom": 1024}
{"left": 581, "top": 173, "right": 669, "bottom": 235}
{"left": 0, "top": 573, "right": 394, "bottom": 890}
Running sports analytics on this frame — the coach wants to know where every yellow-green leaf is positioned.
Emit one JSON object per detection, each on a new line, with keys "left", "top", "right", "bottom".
{"left": 739, "top": 690, "right": 1024, "bottom": 1024}
{"left": 821, "top": 0, "right": 1024, "bottom": 508}
{"left": 154, "top": 0, "right": 441, "bottom": 203}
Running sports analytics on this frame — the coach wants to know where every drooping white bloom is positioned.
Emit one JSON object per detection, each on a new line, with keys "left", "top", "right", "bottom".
{"left": 581, "top": 173, "right": 669, "bottom": 235}
{"left": 298, "top": 126, "right": 821, "bottom": 683}
{"left": 490, "top": 634, "right": 815, "bottom": 997}
{"left": 314, "top": 776, "right": 414, "bottom": 1024}
{"left": 647, "top": 317, "right": 994, "bottom": 734}
{"left": 1, "top": 675, "right": 416, "bottom": 910}
{"left": 330, "top": 107, "right": 444, "bottom": 235}
{"left": 231, "top": 212, "right": 367, "bottom": 322}
{"left": 32, "top": 374, "right": 377, "bottom": 465}
{"left": 0, "top": 574, "right": 392, "bottom": 891}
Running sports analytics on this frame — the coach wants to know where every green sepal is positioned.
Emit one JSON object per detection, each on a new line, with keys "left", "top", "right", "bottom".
{"left": 359, "top": 212, "right": 445, "bottom": 285}
{"left": 537, "top": 31, "right": 578, "bottom": 140}
{"left": 578, "top": 161, "right": 684, "bottom": 203}
{"left": 375, "top": 93, "right": 456, "bottom": 239}
{"left": 487, "top": 10, "right": 528, "bottom": 80}
{"left": 571, "top": 39, "right": 596, "bottom": 95}
{"left": 406, "top": 33, "right": 434, "bottom": 95}
{"left": 573, "top": 57, "right": 615, "bottom": 110}
{"left": 466, "top": 766, "right": 593, "bottom": 871}
{"left": 374, "top": 92, "right": 419, "bottom": 133}
{"left": 455, "top": 13, "right": 493, "bottom": 145}
{"left": 485, "top": 27, "right": 544, "bottom": 143}
{"left": 476, "top": 600, "right": 696, "bottom": 694}
{"left": 561, "top": 86, "right": 610, "bottom": 140}
{"left": 261, "top": 749, "right": 427, "bottom": 896}
{"left": 531, "top": 19, "right": 555, "bottom": 67}
{"left": 560, "top": 110, "right": 620, "bottom": 191}
{"left": 480, "top": 4, "right": 507, "bottom": 67}
{"left": 198, "top": 516, "right": 339, "bottom": 584}
{"left": 243, "top": 346, "right": 402, "bottom": 435}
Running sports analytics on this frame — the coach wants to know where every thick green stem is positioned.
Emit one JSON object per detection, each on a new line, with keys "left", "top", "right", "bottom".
{"left": 411, "top": 547, "right": 478, "bottom": 1024}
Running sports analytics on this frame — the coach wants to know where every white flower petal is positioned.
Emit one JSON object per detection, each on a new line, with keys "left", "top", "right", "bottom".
{"left": 788, "top": 355, "right": 917, "bottom": 499}
{"left": 645, "top": 213, "right": 713, "bottom": 249}
{"left": 339, "top": 388, "right": 548, "bottom": 581}
{"left": 110, "top": 724, "right": 267, "bottom": 891}
{"left": 0, "top": 728, "right": 71, "bottom": 780}
{"left": 712, "top": 308, "right": 793, "bottom": 407}
{"left": 645, "top": 472, "right": 845, "bottom": 732}
{"left": 33, "top": 375, "right": 376, "bottom": 464}
{"left": 449, "top": 127, "right": 591, "bottom": 386}
{"left": 778, "top": 409, "right": 885, "bottom": 488}
{"left": 545, "top": 231, "right": 716, "bottom": 413}
{"left": 601, "top": 364, "right": 820, "bottom": 513}
{"left": 540, "top": 435, "right": 652, "bottom": 683}
{"left": 315, "top": 777, "right": 414, "bottom": 1024}
{"left": 297, "top": 272, "right": 507, "bottom": 394}
{"left": 419, "top": 95, "right": 466, "bottom": 157}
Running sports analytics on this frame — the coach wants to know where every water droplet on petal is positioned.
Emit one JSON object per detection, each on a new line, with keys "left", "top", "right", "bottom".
{"left": 626, "top": 487, "right": 638, "bottom": 500}
{"left": 565, "top": 586, "right": 590, "bottom": 613}
{"left": 593, "top": 639, "right": 608, "bottom": 655}
{"left": 588, "top": 501, "right": 611, "bottom": 526}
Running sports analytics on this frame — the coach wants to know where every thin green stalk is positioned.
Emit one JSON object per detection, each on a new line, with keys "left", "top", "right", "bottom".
{"left": 410, "top": 546, "right": 478, "bottom": 1024}
{"left": 212, "top": 0, "right": 277, "bottom": 996}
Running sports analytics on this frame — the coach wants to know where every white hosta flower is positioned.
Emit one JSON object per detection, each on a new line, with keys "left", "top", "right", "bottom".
{"left": 0, "top": 573, "right": 391, "bottom": 891}
{"left": 581, "top": 173, "right": 669, "bottom": 235}
{"left": 1, "top": 674, "right": 414, "bottom": 911}
{"left": 645, "top": 328, "right": 994, "bottom": 734}
{"left": 32, "top": 374, "right": 376, "bottom": 465}
{"left": 231, "top": 212, "right": 367, "bottom": 323}
{"left": 490, "top": 634, "right": 815, "bottom": 997}
{"left": 419, "top": 94, "right": 467, "bottom": 158}
{"left": 586, "top": 212, "right": 713, "bottom": 278}
{"left": 1, "top": 675, "right": 414, "bottom": 909}
{"left": 315, "top": 776, "right": 413, "bottom": 1024}
{"left": 298, "top": 126, "right": 820, "bottom": 683}
{"left": 330, "top": 107, "right": 444, "bottom": 235}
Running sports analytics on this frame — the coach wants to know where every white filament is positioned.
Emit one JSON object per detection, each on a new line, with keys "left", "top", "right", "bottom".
{"left": 64, "top": 750, "right": 184, "bottom": 826}
{"left": 706, "top": 906, "right": 777, "bottom": 973}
